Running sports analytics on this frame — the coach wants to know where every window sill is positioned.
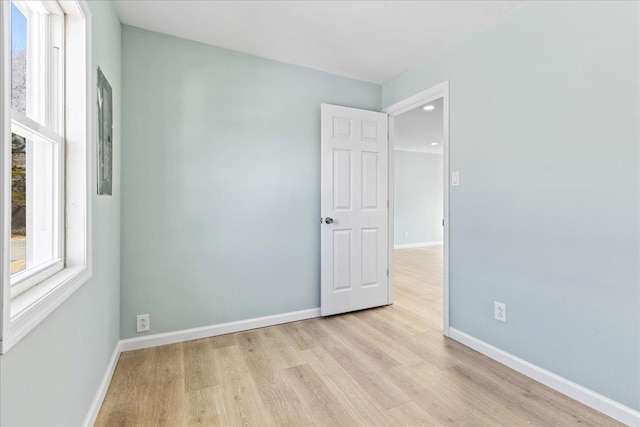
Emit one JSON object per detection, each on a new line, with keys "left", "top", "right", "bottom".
{"left": 3, "top": 264, "right": 92, "bottom": 353}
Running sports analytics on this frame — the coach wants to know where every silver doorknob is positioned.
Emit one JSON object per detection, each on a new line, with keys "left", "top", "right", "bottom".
{"left": 324, "top": 217, "right": 334, "bottom": 224}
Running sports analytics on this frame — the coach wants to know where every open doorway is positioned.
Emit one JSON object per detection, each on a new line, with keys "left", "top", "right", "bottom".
{"left": 384, "top": 82, "right": 449, "bottom": 335}
{"left": 394, "top": 98, "right": 444, "bottom": 249}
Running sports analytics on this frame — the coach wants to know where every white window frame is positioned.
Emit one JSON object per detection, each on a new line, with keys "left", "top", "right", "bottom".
{"left": 9, "top": 0, "right": 66, "bottom": 298}
{"left": 0, "top": 0, "right": 92, "bottom": 353}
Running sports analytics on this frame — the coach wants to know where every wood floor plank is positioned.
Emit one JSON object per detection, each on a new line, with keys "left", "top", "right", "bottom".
{"left": 386, "top": 401, "right": 441, "bottom": 426}
{"left": 410, "top": 362, "right": 534, "bottom": 426}
{"left": 278, "top": 320, "right": 320, "bottom": 351}
{"left": 252, "top": 324, "right": 292, "bottom": 350}
{"left": 318, "top": 315, "right": 403, "bottom": 372}
{"left": 268, "top": 345, "right": 308, "bottom": 371}
{"left": 384, "top": 364, "right": 484, "bottom": 426}
{"left": 94, "top": 347, "right": 157, "bottom": 427}
{"left": 235, "top": 329, "right": 276, "bottom": 384}
{"left": 256, "top": 378, "right": 316, "bottom": 426}
{"left": 316, "top": 338, "right": 412, "bottom": 410}
{"left": 209, "top": 333, "right": 236, "bottom": 349}
{"left": 449, "top": 358, "right": 615, "bottom": 426}
{"left": 300, "top": 318, "right": 413, "bottom": 410}
{"left": 185, "top": 386, "right": 224, "bottom": 426}
{"left": 183, "top": 338, "right": 222, "bottom": 392}
{"left": 336, "top": 313, "right": 425, "bottom": 367}
{"left": 237, "top": 329, "right": 315, "bottom": 426}
{"left": 221, "top": 344, "right": 276, "bottom": 426}
{"left": 146, "top": 343, "right": 186, "bottom": 426}
{"left": 300, "top": 346, "right": 397, "bottom": 426}
{"left": 300, "top": 345, "right": 387, "bottom": 413}
{"left": 282, "top": 363, "right": 356, "bottom": 426}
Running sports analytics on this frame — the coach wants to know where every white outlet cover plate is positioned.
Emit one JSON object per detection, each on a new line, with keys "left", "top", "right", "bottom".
{"left": 494, "top": 301, "right": 506, "bottom": 322}
{"left": 451, "top": 171, "right": 460, "bottom": 186}
{"left": 137, "top": 314, "right": 150, "bottom": 332}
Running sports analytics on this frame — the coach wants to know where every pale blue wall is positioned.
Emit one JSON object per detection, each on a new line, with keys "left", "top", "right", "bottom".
{"left": 0, "top": 2, "right": 121, "bottom": 425}
{"left": 383, "top": 1, "right": 640, "bottom": 410}
{"left": 120, "top": 26, "right": 381, "bottom": 339}
{"left": 394, "top": 151, "right": 443, "bottom": 246}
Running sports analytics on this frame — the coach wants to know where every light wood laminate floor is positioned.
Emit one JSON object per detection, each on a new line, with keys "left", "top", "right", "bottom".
{"left": 96, "top": 246, "right": 620, "bottom": 426}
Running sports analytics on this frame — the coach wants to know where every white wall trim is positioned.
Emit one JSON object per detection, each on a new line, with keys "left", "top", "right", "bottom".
{"left": 394, "top": 241, "right": 443, "bottom": 249}
{"left": 82, "top": 340, "right": 122, "bottom": 427}
{"left": 449, "top": 327, "right": 640, "bottom": 427}
{"left": 383, "top": 81, "right": 449, "bottom": 116}
{"left": 120, "top": 308, "right": 321, "bottom": 352}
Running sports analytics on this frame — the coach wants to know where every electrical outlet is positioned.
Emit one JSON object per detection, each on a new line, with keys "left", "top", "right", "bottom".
{"left": 404, "top": 231, "right": 409, "bottom": 237}
{"left": 136, "top": 314, "right": 150, "bottom": 332}
{"left": 494, "top": 302, "right": 506, "bottom": 322}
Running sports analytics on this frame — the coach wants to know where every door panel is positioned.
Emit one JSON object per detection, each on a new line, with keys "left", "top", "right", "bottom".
{"left": 333, "top": 149, "right": 352, "bottom": 210}
{"left": 333, "top": 229, "right": 352, "bottom": 291}
{"left": 361, "top": 228, "right": 378, "bottom": 287}
{"left": 321, "top": 104, "right": 388, "bottom": 316}
{"left": 361, "top": 151, "right": 378, "bottom": 209}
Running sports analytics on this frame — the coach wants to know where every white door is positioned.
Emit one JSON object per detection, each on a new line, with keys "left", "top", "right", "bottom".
{"left": 321, "top": 104, "right": 389, "bottom": 316}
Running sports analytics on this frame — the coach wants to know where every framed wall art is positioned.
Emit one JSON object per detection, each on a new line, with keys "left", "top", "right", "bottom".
{"left": 97, "top": 66, "right": 113, "bottom": 195}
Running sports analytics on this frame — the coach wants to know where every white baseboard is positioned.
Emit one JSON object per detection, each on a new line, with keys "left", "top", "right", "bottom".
{"left": 82, "top": 340, "right": 122, "bottom": 427}
{"left": 119, "top": 308, "right": 321, "bottom": 352}
{"left": 448, "top": 327, "right": 640, "bottom": 427}
{"left": 394, "top": 241, "right": 443, "bottom": 249}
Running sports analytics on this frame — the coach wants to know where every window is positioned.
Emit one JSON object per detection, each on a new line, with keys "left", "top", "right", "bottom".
{"left": 2, "top": 0, "right": 92, "bottom": 352}
{"left": 10, "top": 1, "right": 65, "bottom": 297}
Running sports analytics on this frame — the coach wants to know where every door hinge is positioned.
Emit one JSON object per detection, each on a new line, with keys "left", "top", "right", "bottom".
{"left": 387, "top": 200, "right": 389, "bottom": 208}
{"left": 442, "top": 219, "right": 444, "bottom": 226}
{"left": 387, "top": 268, "right": 389, "bottom": 277}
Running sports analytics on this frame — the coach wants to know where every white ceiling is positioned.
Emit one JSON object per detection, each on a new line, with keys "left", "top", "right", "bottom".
{"left": 115, "top": 1, "right": 523, "bottom": 84}
{"left": 394, "top": 97, "right": 443, "bottom": 154}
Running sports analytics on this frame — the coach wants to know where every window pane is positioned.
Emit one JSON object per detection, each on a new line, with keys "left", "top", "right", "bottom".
{"left": 11, "top": 131, "right": 59, "bottom": 277}
{"left": 11, "top": 133, "right": 27, "bottom": 274}
{"left": 31, "top": 137, "right": 56, "bottom": 266}
{"left": 11, "top": 2, "right": 27, "bottom": 114}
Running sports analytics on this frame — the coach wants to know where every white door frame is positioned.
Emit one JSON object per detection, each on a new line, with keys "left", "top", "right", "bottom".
{"left": 382, "top": 80, "right": 450, "bottom": 336}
